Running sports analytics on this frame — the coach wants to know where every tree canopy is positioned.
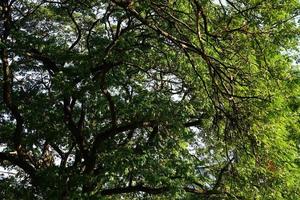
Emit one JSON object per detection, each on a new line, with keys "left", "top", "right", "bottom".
{"left": 0, "top": 0, "right": 300, "bottom": 199}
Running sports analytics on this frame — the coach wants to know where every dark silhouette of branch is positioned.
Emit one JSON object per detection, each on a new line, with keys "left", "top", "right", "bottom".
{"left": 63, "top": 97, "right": 88, "bottom": 162}
{"left": 100, "top": 184, "right": 168, "bottom": 195}
{"left": 1, "top": 1, "right": 24, "bottom": 151}
{"left": 85, "top": 120, "right": 155, "bottom": 172}
{"left": 26, "top": 49, "right": 59, "bottom": 75}
{"left": 67, "top": 8, "right": 82, "bottom": 50}
{"left": 0, "top": 152, "right": 36, "bottom": 177}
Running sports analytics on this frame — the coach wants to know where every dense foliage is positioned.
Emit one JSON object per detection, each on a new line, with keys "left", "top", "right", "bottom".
{"left": 1, "top": 0, "right": 299, "bottom": 199}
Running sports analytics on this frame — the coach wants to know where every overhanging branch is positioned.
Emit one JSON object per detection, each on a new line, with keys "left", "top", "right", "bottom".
{"left": 0, "top": 152, "right": 36, "bottom": 177}
{"left": 100, "top": 185, "right": 168, "bottom": 196}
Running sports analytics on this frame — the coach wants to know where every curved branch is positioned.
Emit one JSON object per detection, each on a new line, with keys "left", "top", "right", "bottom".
{"left": 1, "top": 2, "right": 24, "bottom": 151}
{"left": 63, "top": 97, "right": 88, "bottom": 162}
{"left": 68, "top": 8, "right": 82, "bottom": 50}
{"left": 0, "top": 152, "right": 36, "bottom": 177}
{"left": 100, "top": 184, "right": 168, "bottom": 196}
{"left": 26, "top": 48, "right": 59, "bottom": 75}
{"left": 86, "top": 18, "right": 101, "bottom": 55}
{"left": 85, "top": 120, "right": 155, "bottom": 173}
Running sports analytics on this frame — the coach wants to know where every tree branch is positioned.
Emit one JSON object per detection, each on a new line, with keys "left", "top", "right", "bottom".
{"left": 85, "top": 120, "right": 154, "bottom": 173}
{"left": 67, "top": 8, "right": 82, "bottom": 50}
{"left": 100, "top": 184, "right": 168, "bottom": 196}
{"left": 1, "top": 1, "right": 24, "bottom": 151}
{"left": 63, "top": 97, "right": 88, "bottom": 162}
{"left": 26, "top": 48, "right": 59, "bottom": 75}
{"left": 0, "top": 152, "right": 36, "bottom": 177}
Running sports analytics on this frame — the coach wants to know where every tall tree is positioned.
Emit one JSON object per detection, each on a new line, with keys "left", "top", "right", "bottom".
{"left": 1, "top": 0, "right": 299, "bottom": 199}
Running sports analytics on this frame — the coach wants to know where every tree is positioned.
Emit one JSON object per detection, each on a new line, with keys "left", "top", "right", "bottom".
{"left": 0, "top": 0, "right": 299, "bottom": 199}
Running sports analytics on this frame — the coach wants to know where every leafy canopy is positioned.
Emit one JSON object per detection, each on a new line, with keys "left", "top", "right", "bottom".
{"left": 0, "top": 0, "right": 299, "bottom": 199}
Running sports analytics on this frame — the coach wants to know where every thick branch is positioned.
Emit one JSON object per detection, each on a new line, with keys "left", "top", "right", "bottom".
{"left": 85, "top": 120, "right": 154, "bottom": 173}
{"left": 0, "top": 152, "right": 36, "bottom": 177}
{"left": 99, "top": 74, "right": 117, "bottom": 127}
{"left": 63, "top": 98, "right": 88, "bottom": 162}
{"left": 92, "top": 121, "right": 154, "bottom": 152}
{"left": 101, "top": 88, "right": 117, "bottom": 127}
{"left": 99, "top": 184, "right": 231, "bottom": 197}
{"left": 100, "top": 185, "right": 168, "bottom": 196}
{"left": 1, "top": 2, "right": 24, "bottom": 150}
{"left": 68, "top": 8, "right": 82, "bottom": 50}
{"left": 91, "top": 61, "right": 123, "bottom": 77}
{"left": 213, "top": 158, "right": 234, "bottom": 190}
{"left": 26, "top": 49, "right": 59, "bottom": 75}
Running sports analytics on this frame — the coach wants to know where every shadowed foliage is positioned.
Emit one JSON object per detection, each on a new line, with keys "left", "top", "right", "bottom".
{"left": 0, "top": 0, "right": 300, "bottom": 199}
